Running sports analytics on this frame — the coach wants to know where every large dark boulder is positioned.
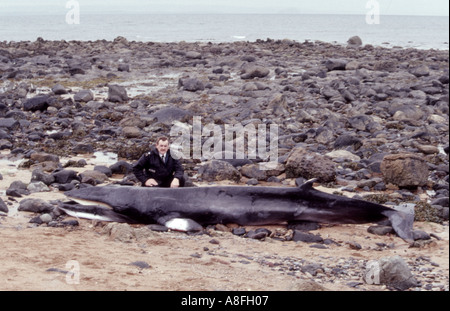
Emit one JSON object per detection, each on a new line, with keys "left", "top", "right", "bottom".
{"left": 23, "top": 95, "right": 50, "bottom": 112}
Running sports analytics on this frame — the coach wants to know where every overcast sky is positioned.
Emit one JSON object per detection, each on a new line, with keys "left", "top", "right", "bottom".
{"left": 0, "top": 0, "right": 449, "bottom": 16}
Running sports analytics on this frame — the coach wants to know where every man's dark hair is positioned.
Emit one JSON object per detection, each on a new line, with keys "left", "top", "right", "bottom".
{"left": 156, "top": 136, "right": 169, "bottom": 145}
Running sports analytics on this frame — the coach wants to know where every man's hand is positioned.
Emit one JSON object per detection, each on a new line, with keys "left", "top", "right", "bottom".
{"left": 170, "top": 178, "right": 180, "bottom": 188}
{"left": 145, "top": 178, "right": 158, "bottom": 187}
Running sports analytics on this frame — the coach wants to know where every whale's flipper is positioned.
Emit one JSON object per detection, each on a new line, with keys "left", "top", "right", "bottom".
{"left": 58, "top": 201, "right": 137, "bottom": 223}
{"left": 161, "top": 217, "right": 203, "bottom": 232}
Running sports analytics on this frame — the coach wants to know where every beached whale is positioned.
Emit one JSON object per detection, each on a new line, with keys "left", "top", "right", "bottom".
{"left": 59, "top": 180, "right": 414, "bottom": 242}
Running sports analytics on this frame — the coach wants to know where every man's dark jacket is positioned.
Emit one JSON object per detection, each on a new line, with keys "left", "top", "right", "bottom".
{"left": 132, "top": 149, "right": 184, "bottom": 187}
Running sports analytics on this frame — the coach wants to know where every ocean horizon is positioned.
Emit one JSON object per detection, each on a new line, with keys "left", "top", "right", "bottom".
{"left": 0, "top": 13, "right": 448, "bottom": 50}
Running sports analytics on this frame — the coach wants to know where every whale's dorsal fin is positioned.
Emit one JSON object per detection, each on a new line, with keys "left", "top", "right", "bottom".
{"left": 298, "top": 178, "right": 317, "bottom": 191}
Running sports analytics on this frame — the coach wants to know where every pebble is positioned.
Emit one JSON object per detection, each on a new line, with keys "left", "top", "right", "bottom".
{"left": 39, "top": 213, "right": 53, "bottom": 223}
{"left": 129, "top": 261, "right": 151, "bottom": 269}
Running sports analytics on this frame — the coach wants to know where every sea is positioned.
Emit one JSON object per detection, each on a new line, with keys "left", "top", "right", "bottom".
{"left": 0, "top": 13, "right": 448, "bottom": 50}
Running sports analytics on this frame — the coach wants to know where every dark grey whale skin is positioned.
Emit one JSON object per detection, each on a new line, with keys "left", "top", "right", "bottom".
{"left": 63, "top": 180, "right": 413, "bottom": 242}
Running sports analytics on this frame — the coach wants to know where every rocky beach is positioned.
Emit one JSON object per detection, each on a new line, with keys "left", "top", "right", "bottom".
{"left": 0, "top": 37, "right": 448, "bottom": 291}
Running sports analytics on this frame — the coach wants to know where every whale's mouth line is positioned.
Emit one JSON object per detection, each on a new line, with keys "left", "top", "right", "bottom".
{"left": 67, "top": 197, "right": 113, "bottom": 209}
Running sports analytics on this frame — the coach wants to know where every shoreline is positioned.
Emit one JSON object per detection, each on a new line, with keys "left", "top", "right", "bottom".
{"left": 1, "top": 37, "right": 448, "bottom": 51}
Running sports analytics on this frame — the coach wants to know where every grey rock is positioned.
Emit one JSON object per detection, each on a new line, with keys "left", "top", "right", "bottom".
{"left": 412, "top": 230, "right": 431, "bottom": 241}
{"left": 79, "top": 170, "right": 109, "bottom": 185}
{"left": 292, "top": 231, "right": 323, "bottom": 243}
{"left": 122, "top": 126, "right": 141, "bottom": 138}
{"left": 130, "top": 261, "right": 151, "bottom": 269}
{"left": 199, "top": 160, "right": 242, "bottom": 183}
{"left": 68, "top": 66, "right": 85, "bottom": 75}
{"left": 380, "top": 153, "right": 429, "bottom": 188}
{"left": 347, "top": 241, "right": 362, "bottom": 250}
{"left": 31, "top": 169, "right": 55, "bottom": 186}
{"left": 246, "top": 178, "right": 259, "bottom": 185}
{"left": 0, "top": 197, "right": 8, "bottom": 213}
{"left": 347, "top": 35, "right": 363, "bottom": 47}
{"left": 52, "top": 169, "right": 79, "bottom": 184}
{"left": 118, "top": 63, "right": 130, "bottom": 72}
{"left": 110, "top": 161, "right": 133, "bottom": 175}
{"left": 40, "top": 213, "right": 53, "bottom": 223}
{"left": 74, "top": 90, "right": 94, "bottom": 102}
{"left": 94, "top": 165, "right": 112, "bottom": 177}
{"left": 325, "top": 58, "right": 348, "bottom": 71}
{"left": 57, "top": 183, "right": 76, "bottom": 191}
{"left": 232, "top": 227, "right": 246, "bottom": 236}
{"left": 301, "top": 263, "right": 323, "bottom": 276}
{"left": 285, "top": 147, "right": 336, "bottom": 183}
{"left": 6, "top": 180, "right": 29, "bottom": 197}
{"left": 148, "top": 224, "right": 169, "bottom": 232}
{"left": 23, "top": 95, "right": 50, "bottom": 112}
{"left": 52, "top": 84, "right": 68, "bottom": 95}
{"left": 30, "top": 152, "right": 60, "bottom": 164}
{"left": 438, "top": 74, "right": 449, "bottom": 84}
{"left": 0, "top": 118, "right": 20, "bottom": 130}
{"left": 103, "top": 222, "right": 135, "bottom": 243}
{"left": 178, "top": 77, "right": 205, "bottom": 92}
{"left": 240, "top": 164, "right": 267, "bottom": 181}
{"left": 367, "top": 225, "right": 395, "bottom": 236}
{"left": 18, "top": 198, "right": 54, "bottom": 213}
{"left": 27, "top": 181, "right": 50, "bottom": 193}
{"left": 430, "top": 197, "right": 449, "bottom": 207}
{"left": 348, "top": 115, "right": 373, "bottom": 131}
{"left": 108, "top": 84, "right": 129, "bottom": 103}
{"left": 0, "top": 139, "right": 12, "bottom": 150}
{"left": 245, "top": 230, "right": 268, "bottom": 240}
{"left": 364, "top": 256, "right": 418, "bottom": 290}
{"left": 72, "top": 143, "right": 95, "bottom": 154}
{"left": 409, "top": 65, "right": 430, "bottom": 77}
{"left": 240, "top": 66, "right": 270, "bottom": 79}
{"left": 185, "top": 51, "right": 202, "bottom": 59}
{"left": 150, "top": 107, "right": 192, "bottom": 125}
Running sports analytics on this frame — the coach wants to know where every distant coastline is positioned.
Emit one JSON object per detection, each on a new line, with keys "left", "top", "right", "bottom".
{"left": 0, "top": 14, "right": 448, "bottom": 50}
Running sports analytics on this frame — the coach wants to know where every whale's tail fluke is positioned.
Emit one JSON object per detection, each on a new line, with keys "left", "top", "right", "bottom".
{"left": 382, "top": 209, "right": 415, "bottom": 243}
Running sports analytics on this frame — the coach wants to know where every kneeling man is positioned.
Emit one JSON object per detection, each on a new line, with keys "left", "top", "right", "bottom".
{"left": 133, "top": 136, "right": 185, "bottom": 188}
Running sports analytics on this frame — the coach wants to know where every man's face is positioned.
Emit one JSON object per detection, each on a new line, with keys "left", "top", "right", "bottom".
{"left": 156, "top": 140, "right": 169, "bottom": 155}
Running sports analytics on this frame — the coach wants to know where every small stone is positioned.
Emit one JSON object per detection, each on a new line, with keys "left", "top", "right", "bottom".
{"left": 232, "top": 227, "right": 246, "bottom": 236}
{"left": 347, "top": 35, "right": 363, "bottom": 47}
{"left": 108, "top": 84, "right": 129, "bottom": 103}
{"left": 0, "top": 198, "right": 9, "bottom": 213}
{"left": 292, "top": 231, "right": 323, "bottom": 243}
{"left": 367, "top": 225, "right": 395, "bottom": 236}
{"left": 347, "top": 241, "right": 362, "bottom": 250}
{"left": 52, "top": 84, "right": 68, "bottom": 95}
{"left": 209, "top": 239, "right": 220, "bottom": 245}
{"left": 190, "top": 253, "right": 202, "bottom": 258}
{"left": 245, "top": 230, "right": 268, "bottom": 240}
{"left": 147, "top": 224, "right": 168, "bottom": 232}
{"left": 39, "top": 213, "right": 53, "bottom": 223}
{"left": 73, "top": 90, "right": 94, "bottom": 102}
{"left": 130, "top": 261, "right": 150, "bottom": 269}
